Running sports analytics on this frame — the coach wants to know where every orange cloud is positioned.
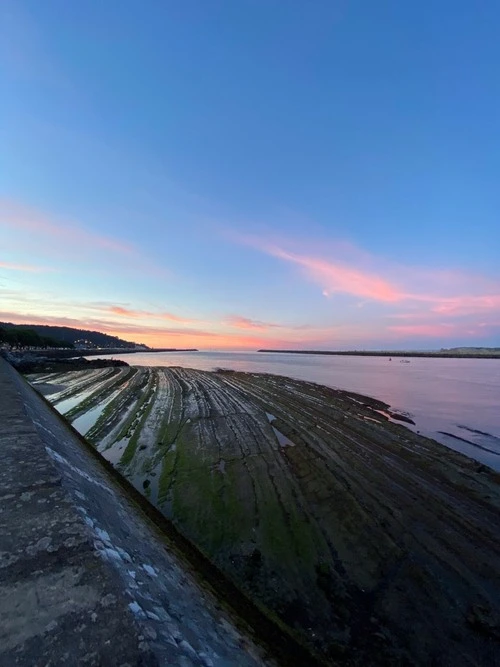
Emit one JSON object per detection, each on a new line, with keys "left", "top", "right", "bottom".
{"left": 160, "top": 312, "right": 193, "bottom": 323}
{"left": 124, "top": 330, "right": 275, "bottom": 350}
{"left": 109, "top": 306, "right": 139, "bottom": 317}
{"left": 108, "top": 305, "right": 194, "bottom": 324}
{"left": 6, "top": 307, "right": 498, "bottom": 349}
{"left": 0, "top": 311, "right": 288, "bottom": 349}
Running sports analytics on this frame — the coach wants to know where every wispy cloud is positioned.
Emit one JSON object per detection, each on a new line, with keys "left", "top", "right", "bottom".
{"left": 0, "top": 199, "right": 171, "bottom": 281}
{"left": 0, "top": 260, "right": 53, "bottom": 273}
{"left": 223, "top": 314, "right": 319, "bottom": 333}
{"left": 0, "top": 311, "right": 126, "bottom": 331}
{"left": 224, "top": 315, "right": 283, "bottom": 331}
{"left": 108, "top": 305, "right": 194, "bottom": 324}
{"left": 263, "top": 245, "right": 403, "bottom": 302}
{"left": 430, "top": 295, "right": 500, "bottom": 317}
{"left": 0, "top": 199, "right": 134, "bottom": 255}
{"left": 108, "top": 306, "right": 139, "bottom": 317}
{"left": 388, "top": 323, "right": 458, "bottom": 338}
{"left": 235, "top": 234, "right": 500, "bottom": 322}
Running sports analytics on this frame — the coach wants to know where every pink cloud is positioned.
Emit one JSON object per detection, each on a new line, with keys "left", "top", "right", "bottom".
{"left": 387, "top": 318, "right": 500, "bottom": 341}
{"left": 263, "top": 245, "right": 403, "bottom": 302}
{"left": 236, "top": 235, "right": 500, "bottom": 329}
{"left": 0, "top": 260, "right": 52, "bottom": 273}
{"left": 388, "top": 312, "right": 428, "bottom": 320}
{"left": 388, "top": 324, "right": 458, "bottom": 337}
{"left": 0, "top": 199, "right": 134, "bottom": 254}
{"left": 430, "top": 295, "right": 500, "bottom": 316}
{"left": 0, "top": 199, "right": 172, "bottom": 280}
{"left": 225, "top": 315, "right": 282, "bottom": 331}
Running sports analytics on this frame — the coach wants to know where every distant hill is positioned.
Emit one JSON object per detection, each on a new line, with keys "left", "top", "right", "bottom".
{"left": 442, "top": 347, "right": 500, "bottom": 355}
{"left": 0, "top": 324, "right": 70, "bottom": 349}
{"left": 0, "top": 322, "right": 146, "bottom": 349}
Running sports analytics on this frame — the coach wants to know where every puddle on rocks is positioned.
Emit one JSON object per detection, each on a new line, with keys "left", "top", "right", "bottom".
{"left": 55, "top": 388, "right": 96, "bottom": 415}
{"left": 101, "top": 438, "right": 129, "bottom": 465}
{"left": 266, "top": 412, "right": 295, "bottom": 447}
{"left": 272, "top": 426, "right": 296, "bottom": 447}
{"left": 72, "top": 404, "right": 105, "bottom": 435}
{"left": 71, "top": 390, "right": 122, "bottom": 436}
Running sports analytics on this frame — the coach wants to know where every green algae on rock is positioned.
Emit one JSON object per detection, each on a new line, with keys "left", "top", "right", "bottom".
{"left": 30, "top": 366, "right": 500, "bottom": 665}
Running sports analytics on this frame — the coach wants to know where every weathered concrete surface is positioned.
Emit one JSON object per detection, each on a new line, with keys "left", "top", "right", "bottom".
{"left": 0, "top": 359, "right": 276, "bottom": 667}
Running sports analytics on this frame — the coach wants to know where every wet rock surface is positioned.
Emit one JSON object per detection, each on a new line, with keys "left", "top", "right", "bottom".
{"left": 30, "top": 365, "right": 500, "bottom": 665}
{"left": 0, "top": 359, "right": 277, "bottom": 667}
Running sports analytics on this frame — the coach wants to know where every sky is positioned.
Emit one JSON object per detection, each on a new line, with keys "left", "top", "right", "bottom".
{"left": 1, "top": 0, "right": 499, "bottom": 350}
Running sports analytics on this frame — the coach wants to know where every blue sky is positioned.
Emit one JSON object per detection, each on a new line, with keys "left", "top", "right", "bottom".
{"left": 1, "top": 0, "right": 499, "bottom": 349}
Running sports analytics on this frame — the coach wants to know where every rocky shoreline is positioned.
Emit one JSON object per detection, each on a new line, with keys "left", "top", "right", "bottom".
{"left": 2, "top": 350, "right": 129, "bottom": 373}
{"left": 28, "top": 365, "right": 500, "bottom": 665}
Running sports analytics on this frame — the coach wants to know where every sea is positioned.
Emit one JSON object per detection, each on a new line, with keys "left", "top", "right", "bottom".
{"left": 93, "top": 351, "right": 500, "bottom": 471}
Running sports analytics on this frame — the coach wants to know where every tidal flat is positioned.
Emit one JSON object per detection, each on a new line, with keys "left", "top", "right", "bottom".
{"left": 29, "top": 366, "right": 500, "bottom": 665}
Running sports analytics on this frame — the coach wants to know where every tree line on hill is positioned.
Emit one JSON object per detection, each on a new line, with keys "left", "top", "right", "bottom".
{"left": 0, "top": 322, "right": 142, "bottom": 349}
{"left": 0, "top": 325, "right": 72, "bottom": 349}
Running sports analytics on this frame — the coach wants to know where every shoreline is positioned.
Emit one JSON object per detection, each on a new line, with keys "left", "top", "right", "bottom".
{"left": 15, "top": 352, "right": 499, "bottom": 471}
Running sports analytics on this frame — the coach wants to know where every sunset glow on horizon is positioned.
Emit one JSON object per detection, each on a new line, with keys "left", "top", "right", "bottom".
{"left": 2, "top": 2, "right": 499, "bottom": 350}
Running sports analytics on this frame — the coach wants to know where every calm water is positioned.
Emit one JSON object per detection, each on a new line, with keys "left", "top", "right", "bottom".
{"left": 94, "top": 351, "right": 500, "bottom": 470}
